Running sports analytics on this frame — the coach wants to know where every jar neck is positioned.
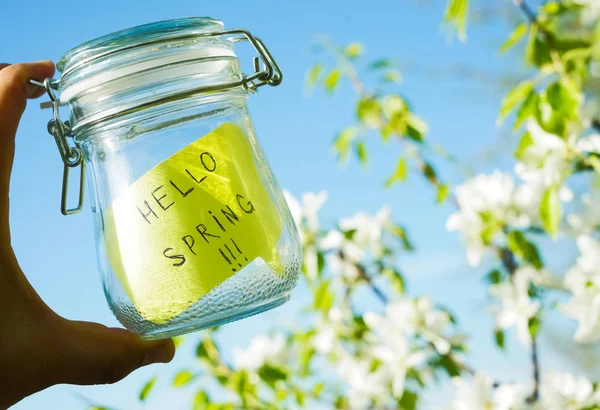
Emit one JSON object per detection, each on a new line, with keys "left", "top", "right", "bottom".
{"left": 73, "top": 89, "right": 249, "bottom": 145}
{"left": 64, "top": 54, "right": 247, "bottom": 132}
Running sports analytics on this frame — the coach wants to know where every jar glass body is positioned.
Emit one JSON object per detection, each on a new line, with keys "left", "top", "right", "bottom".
{"left": 57, "top": 18, "right": 301, "bottom": 339}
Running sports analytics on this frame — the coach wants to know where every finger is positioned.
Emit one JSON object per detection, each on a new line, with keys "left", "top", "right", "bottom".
{"left": 0, "top": 61, "right": 55, "bottom": 242}
{"left": 50, "top": 318, "right": 175, "bottom": 386}
{"left": 0, "top": 61, "right": 55, "bottom": 139}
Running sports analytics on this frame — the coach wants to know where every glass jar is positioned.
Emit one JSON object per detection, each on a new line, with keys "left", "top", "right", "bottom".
{"left": 32, "top": 17, "right": 301, "bottom": 340}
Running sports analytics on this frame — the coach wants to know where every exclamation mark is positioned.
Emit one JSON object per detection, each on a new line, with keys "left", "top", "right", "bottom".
{"left": 230, "top": 238, "right": 248, "bottom": 272}
{"left": 219, "top": 249, "right": 232, "bottom": 265}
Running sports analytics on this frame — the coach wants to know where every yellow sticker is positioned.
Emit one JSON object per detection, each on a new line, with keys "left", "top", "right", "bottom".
{"left": 103, "top": 123, "right": 282, "bottom": 324}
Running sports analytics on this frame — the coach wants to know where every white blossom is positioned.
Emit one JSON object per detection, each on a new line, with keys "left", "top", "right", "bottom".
{"left": 540, "top": 372, "right": 600, "bottom": 410}
{"left": 563, "top": 236, "right": 600, "bottom": 342}
{"left": 567, "top": 193, "right": 600, "bottom": 236}
{"left": 312, "top": 307, "right": 349, "bottom": 354}
{"left": 312, "top": 324, "right": 335, "bottom": 354}
{"left": 573, "top": 0, "right": 600, "bottom": 24}
{"left": 365, "top": 297, "right": 455, "bottom": 355}
{"left": 489, "top": 268, "right": 540, "bottom": 346}
{"left": 284, "top": 190, "right": 328, "bottom": 235}
{"left": 515, "top": 121, "right": 572, "bottom": 192}
{"left": 284, "top": 190, "right": 328, "bottom": 279}
{"left": 448, "top": 373, "right": 527, "bottom": 410}
{"left": 362, "top": 296, "right": 461, "bottom": 397}
{"left": 336, "top": 355, "right": 388, "bottom": 408}
{"left": 575, "top": 134, "right": 600, "bottom": 154}
{"left": 320, "top": 230, "right": 364, "bottom": 281}
{"left": 232, "top": 334, "right": 286, "bottom": 370}
{"left": 338, "top": 206, "right": 392, "bottom": 257}
{"left": 363, "top": 299, "right": 445, "bottom": 397}
{"left": 446, "top": 171, "right": 531, "bottom": 266}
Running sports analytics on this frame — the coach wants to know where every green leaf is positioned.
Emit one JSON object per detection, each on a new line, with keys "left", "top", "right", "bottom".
{"left": 344, "top": 42, "right": 363, "bottom": 59}
{"left": 528, "top": 316, "right": 541, "bottom": 338}
{"left": 194, "top": 391, "right": 210, "bottom": 410}
{"left": 313, "top": 383, "right": 326, "bottom": 397}
{"left": 324, "top": 70, "right": 341, "bottom": 93}
{"left": 397, "top": 390, "right": 418, "bottom": 410}
{"left": 514, "top": 91, "right": 539, "bottom": 130}
{"left": 515, "top": 131, "right": 534, "bottom": 161}
{"left": 258, "top": 364, "right": 288, "bottom": 387}
{"left": 381, "top": 123, "right": 393, "bottom": 141}
{"left": 382, "top": 268, "right": 405, "bottom": 294}
{"left": 196, "top": 338, "right": 219, "bottom": 363}
{"left": 357, "top": 98, "right": 382, "bottom": 128}
{"left": 525, "top": 24, "right": 553, "bottom": 68}
{"left": 381, "top": 95, "right": 407, "bottom": 118}
{"left": 343, "top": 229, "right": 357, "bottom": 240}
{"left": 300, "top": 348, "right": 315, "bottom": 376}
{"left": 385, "top": 157, "right": 408, "bottom": 187}
{"left": 314, "top": 280, "right": 335, "bottom": 312}
{"left": 382, "top": 70, "right": 403, "bottom": 83}
{"left": 540, "top": 1, "right": 561, "bottom": 14}
{"left": 306, "top": 64, "right": 323, "bottom": 89}
{"left": 546, "top": 79, "right": 582, "bottom": 121}
{"left": 406, "top": 114, "right": 428, "bottom": 142}
{"left": 498, "top": 80, "right": 534, "bottom": 123}
{"left": 173, "top": 336, "right": 185, "bottom": 348}
{"left": 480, "top": 211, "right": 503, "bottom": 245}
{"left": 407, "top": 368, "right": 426, "bottom": 388}
{"left": 562, "top": 47, "right": 592, "bottom": 63}
{"left": 368, "top": 58, "right": 395, "bottom": 70}
{"left": 275, "top": 388, "right": 288, "bottom": 401}
{"left": 335, "top": 396, "right": 350, "bottom": 409}
{"left": 485, "top": 269, "right": 503, "bottom": 285}
{"left": 231, "top": 370, "right": 251, "bottom": 395}
{"left": 390, "top": 225, "right": 414, "bottom": 250}
{"left": 444, "top": 0, "right": 470, "bottom": 41}
{"left": 139, "top": 376, "right": 157, "bottom": 402}
{"left": 540, "top": 185, "right": 561, "bottom": 238}
{"left": 317, "top": 251, "right": 325, "bottom": 275}
{"left": 586, "top": 155, "right": 600, "bottom": 172}
{"left": 437, "top": 184, "right": 450, "bottom": 204}
{"left": 422, "top": 162, "right": 438, "bottom": 185}
{"left": 494, "top": 329, "right": 505, "bottom": 350}
{"left": 333, "top": 127, "right": 357, "bottom": 162}
{"left": 507, "top": 231, "right": 543, "bottom": 269}
{"left": 295, "top": 388, "right": 306, "bottom": 406}
{"left": 214, "top": 366, "right": 230, "bottom": 386}
{"left": 207, "top": 404, "right": 235, "bottom": 410}
{"left": 173, "top": 370, "right": 195, "bottom": 387}
{"left": 435, "top": 355, "right": 461, "bottom": 377}
{"left": 355, "top": 141, "right": 368, "bottom": 165}
{"left": 500, "top": 23, "right": 528, "bottom": 53}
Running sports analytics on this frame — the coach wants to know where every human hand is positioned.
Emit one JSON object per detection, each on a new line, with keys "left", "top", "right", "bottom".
{"left": 0, "top": 61, "right": 175, "bottom": 409}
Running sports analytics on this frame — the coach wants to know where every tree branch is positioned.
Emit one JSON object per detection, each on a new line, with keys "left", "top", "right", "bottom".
{"left": 527, "top": 337, "right": 541, "bottom": 403}
{"left": 499, "top": 239, "right": 541, "bottom": 402}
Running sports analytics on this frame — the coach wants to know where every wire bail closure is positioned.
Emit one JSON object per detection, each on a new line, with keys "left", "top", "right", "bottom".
{"left": 29, "top": 78, "right": 85, "bottom": 216}
{"left": 30, "top": 27, "right": 283, "bottom": 216}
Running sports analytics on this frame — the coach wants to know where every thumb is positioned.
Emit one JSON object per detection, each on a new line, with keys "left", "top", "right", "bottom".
{"left": 50, "top": 318, "right": 175, "bottom": 386}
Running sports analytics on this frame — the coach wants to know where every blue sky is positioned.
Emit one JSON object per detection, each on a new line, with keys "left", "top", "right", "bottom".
{"left": 2, "top": 0, "right": 599, "bottom": 409}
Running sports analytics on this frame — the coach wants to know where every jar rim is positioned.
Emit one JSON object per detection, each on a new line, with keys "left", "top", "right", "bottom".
{"left": 57, "top": 17, "right": 224, "bottom": 75}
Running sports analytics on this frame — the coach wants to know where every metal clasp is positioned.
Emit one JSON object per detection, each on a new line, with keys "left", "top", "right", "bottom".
{"left": 29, "top": 78, "right": 85, "bottom": 216}
{"left": 30, "top": 27, "right": 282, "bottom": 216}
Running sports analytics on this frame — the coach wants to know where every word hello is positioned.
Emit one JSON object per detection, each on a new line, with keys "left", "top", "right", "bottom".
{"left": 135, "top": 151, "right": 218, "bottom": 224}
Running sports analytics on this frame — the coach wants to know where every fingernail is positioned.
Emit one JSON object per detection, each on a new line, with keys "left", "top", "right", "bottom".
{"left": 142, "top": 343, "right": 171, "bottom": 366}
